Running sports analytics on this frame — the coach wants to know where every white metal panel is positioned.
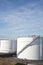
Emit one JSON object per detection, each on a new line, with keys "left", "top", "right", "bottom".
{"left": 0, "top": 39, "right": 17, "bottom": 53}
{"left": 40, "top": 37, "right": 42, "bottom": 60}
{"left": 42, "top": 37, "right": 43, "bottom": 60}
{"left": 17, "top": 37, "right": 40, "bottom": 60}
{"left": 0, "top": 40, "right": 12, "bottom": 53}
{"left": 27, "top": 64, "right": 36, "bottom": 65}
{"left": 17, "top": 37, "right": 34, "bottom": 55}
{"left": 11, "top": 40, "right": 17, "bottom": 53}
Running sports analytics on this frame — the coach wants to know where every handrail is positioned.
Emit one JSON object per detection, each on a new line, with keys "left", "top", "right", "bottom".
{"left": 17, "top": 36, "right": 40, "bottom": 56}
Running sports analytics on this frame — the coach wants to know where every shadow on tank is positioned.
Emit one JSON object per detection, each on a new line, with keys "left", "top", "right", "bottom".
{"left": 0, "top": 52, "right": 16, "bottom": 57}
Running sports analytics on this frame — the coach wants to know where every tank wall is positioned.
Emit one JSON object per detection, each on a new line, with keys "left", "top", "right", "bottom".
{"left": 27, "top": 64, "right": 36, "bottom": 65}
{"left": 17, "top": 37, "right": 34, "bottom": 55}
{"left": 0, "top": 39, "right": 17, "bottom": 53}
{"left": 42, "top": 37, "right": 43, "bottom": 60}
{"left": 17, "top": 37, "right": 40, "bottom": 60}
{"left": 0, "top": 40, "right": 12, "bottom": 53}
{"left": 40, "top": 37, "right": 42, "bottom": 60}
{"left": 11, "top": 40, "right": 17, "bottom": 53}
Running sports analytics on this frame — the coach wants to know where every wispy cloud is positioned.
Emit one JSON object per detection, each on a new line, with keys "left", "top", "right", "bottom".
{"left": 0, "top": 0, "right": 43, "bottom": 38}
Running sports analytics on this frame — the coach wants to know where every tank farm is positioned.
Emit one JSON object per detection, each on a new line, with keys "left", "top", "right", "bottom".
{"left": 0, "top": 36, "right": 43, "bottom": 65}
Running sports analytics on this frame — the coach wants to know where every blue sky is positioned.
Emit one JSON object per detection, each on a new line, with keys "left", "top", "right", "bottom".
{"left": 0, "top": 0, "right": 43, "bottom": 38}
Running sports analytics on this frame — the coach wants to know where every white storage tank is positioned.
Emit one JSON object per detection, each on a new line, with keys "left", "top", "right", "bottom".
{"left": 11, "top": 39, "right": 17, "bottom": 53}
{"left": 42, "top": 37, "right": 43, "bottom": 60}
{"left": 0, "top": 40, "right": 11, "bottom": 53}
{"left": 0, "top": 39, "right": 17, "bottom": 54}
{"left": 40, "top": 37, "right": 42, "bottom": 60}
{"left": 17, "top": 36, "right": 40, "bottom": 60}
{"left": 40, "top": 37, "right": 43, "bottom": 60}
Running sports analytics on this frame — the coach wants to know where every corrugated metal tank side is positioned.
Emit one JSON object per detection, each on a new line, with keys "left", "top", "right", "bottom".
{"left": 0, "top": 40, "right": 12, "bottom": 53}
{"left": 42, "top": 37, "right": 43, "bottom": 60}
{"left": 17, "top": 37, "right": 40, "bottom": 60}
{"left": 11, "top": 40, "right": 17, "bottom": 53}
{"left": 40, "top": 37, "right": 42, "bottom": 60}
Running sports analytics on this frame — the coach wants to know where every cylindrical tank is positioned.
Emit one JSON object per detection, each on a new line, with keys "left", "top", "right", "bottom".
{"left": 11, "top": 39, "right": 17, "bottom": 53}
{"left": 0, "top": 39, "right": 17, "bottom": 54}
{"left": 42, "top": 37, "right": 43, "bottom": 60}
{"left": 0, "top": 40, "right": 11, "bottom": 53}
{"left": 17, "top": 36, "right": 40, "bottom": 60}
{"left": 40, "top": 37, "right": 42, "bottom": 60}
